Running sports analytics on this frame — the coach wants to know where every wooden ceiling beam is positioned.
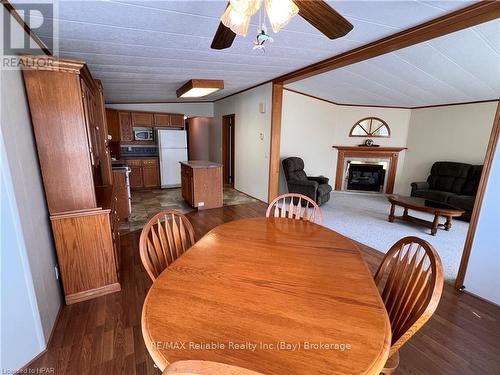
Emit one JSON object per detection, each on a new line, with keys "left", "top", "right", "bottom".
{"left": 276, "top": 1, "right": 500, "bottom": 85}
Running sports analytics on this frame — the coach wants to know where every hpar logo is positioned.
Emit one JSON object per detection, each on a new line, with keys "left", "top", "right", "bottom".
{"left": 2, "top": 1, "right": 57, "bottom": 56}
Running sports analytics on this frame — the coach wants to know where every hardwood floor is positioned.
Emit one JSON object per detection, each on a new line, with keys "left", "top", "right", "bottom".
{"left": 26, "top": 202, "right": 499, "bottom": 374}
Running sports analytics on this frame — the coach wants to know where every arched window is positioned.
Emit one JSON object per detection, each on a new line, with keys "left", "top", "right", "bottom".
{"left": 349, "top": 117, "right": 391, "bottom": 137}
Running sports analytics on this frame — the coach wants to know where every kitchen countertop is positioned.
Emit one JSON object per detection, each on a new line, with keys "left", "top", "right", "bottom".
{"left": 180, "top": 160, "right": 223, "bottom": 169}
{"left": 115, "top": 156, "right": 159, "bottom": 160}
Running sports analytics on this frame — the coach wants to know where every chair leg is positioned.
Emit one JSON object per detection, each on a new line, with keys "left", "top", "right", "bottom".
{"left": 380, "top": 351, "right": 399, "bottom": 374}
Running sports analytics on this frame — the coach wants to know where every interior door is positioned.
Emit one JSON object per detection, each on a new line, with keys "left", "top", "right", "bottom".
{"left": 222, "top": 114, "right": 235, "bottom": 187}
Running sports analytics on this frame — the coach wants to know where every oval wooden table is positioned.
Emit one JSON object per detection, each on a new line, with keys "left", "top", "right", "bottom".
{"left": 142, "top": 218, "right": 391, "bottom": 375}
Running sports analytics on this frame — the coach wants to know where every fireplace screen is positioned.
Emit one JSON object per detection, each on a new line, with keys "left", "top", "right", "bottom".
{"left": 347, "top": 164, "right": 386, "bottom": 192}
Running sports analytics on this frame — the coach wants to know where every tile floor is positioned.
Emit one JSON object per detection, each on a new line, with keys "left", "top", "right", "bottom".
{"left": 119, "top": 187, "right": 258, "bottom": 233}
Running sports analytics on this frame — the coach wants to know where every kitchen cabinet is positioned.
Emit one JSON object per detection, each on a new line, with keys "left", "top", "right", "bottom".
{"left": 118, "top": 111, "right": 133, "bottom": 141}
{"left": 106, "top": 109, "right": 120, "bottom": 142}
{"left": 132, "top": 112, "right": 153, "bottom": 127}
{"left": 112, "top": 169, "right": 130, "bottom": 221}
{"left": 180, "top": 161, "right": 223, "bottom": 209}
{"left": 153, "top": 113, "right": 170, "bottom": 127}
{"left": 170, "top": 114, "right": 185, "bottom": 128}
{"left": 127, "top": 158, "right": 160, "bottom": 189}
{"left": 143, "top": 159, "right": 160, "bottom": 187}
{"left": 21, "top": 55, "right": 120, "bottom": 304}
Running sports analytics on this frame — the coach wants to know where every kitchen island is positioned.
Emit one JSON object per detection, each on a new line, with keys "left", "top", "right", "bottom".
{"left": 180, "top": 161, "right": 223, "bottom": 210}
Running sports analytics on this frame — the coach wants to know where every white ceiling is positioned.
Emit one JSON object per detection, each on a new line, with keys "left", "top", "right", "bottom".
{"left": 287, "top": 18, "right": 500, "bottom": 107}
{"left": 14, "top": 0, "right": 483, "bottom": 103}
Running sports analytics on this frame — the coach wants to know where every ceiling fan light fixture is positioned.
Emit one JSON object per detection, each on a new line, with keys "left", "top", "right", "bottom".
{"left": 265, "top": 0, "right": 299, "bottom": 33}
{"left": 221, "top": 4, "right": 251, "bottom": 36}
{"left": 176, "top": 79, "right": 224, "bottom": 98}
{"left": 229, "top": 0, "right": 262, "bottom": 16}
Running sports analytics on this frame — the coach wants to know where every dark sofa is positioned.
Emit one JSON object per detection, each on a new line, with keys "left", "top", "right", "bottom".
{"left": 282, "top": 157, "right": 332, "bottom": 206}
{"left": 411, "top": 161, "right": 482, "bottom": 221}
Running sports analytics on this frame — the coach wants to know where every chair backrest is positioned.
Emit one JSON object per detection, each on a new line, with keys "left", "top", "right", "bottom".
{"left": 266, "top": 193, "right": 323, "bottom": 225}
{"left": 282, "top": 157, "right": 308, "bottom": 181}
{"left": 163, "top": 360, "right": 263, "bottom": 375}
{"left": 374, "top": 236, "right": 444, "bottom": 357}
{"left": 139, "top": 210, "right": 195, "bottom": 281}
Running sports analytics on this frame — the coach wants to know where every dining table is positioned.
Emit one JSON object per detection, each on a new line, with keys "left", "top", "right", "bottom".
{"left": 141, "top": 217, "right": 391, "bottom": 374}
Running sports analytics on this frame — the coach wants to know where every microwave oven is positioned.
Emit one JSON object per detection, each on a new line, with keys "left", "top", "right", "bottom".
{"left": 134, "top": 128, "right": 154, "bottom": 141}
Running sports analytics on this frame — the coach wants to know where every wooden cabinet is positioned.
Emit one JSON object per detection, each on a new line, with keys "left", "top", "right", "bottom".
{"left": 127, "top": 158, "right": 159, "bottom": 189}
{"left": 132, "top": 112, "right": 153, "bottom": 127}
{"left": 128, "top": 159, "right": 144, "bottom": 189}
{"left": 154, "top": 113, "right": 170, "bottom": 127}
{"left": 170, "top": 114, "right": 185, "bottom": 128}
{"left": 106, "top": 109, "right": 120, "bottom": 142}
{"left": 143, "top": 159, "right": 160, "bottom": 187}
{"left": 181, "top": 161, "right": 223, "bottom": 209}
{"left": 118, "top": 111, "right": 133, "bottom": 141}
{"left": 21, "top": 55, "right": 121, "bottom": 304}
{"left": 112, "top": 169, "right": 130, "bottom": 221}
{"left": 181, "top": 164, "right": 193, "bottom": 204}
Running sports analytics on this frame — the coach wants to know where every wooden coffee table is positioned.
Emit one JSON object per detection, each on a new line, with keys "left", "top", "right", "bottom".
{"left": 387, "top": 196, "right": 465, "bottom": 236}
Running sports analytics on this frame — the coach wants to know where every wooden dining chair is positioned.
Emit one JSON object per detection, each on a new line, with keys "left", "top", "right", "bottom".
{"left": 266, "top": 193, "right": 323, "bottom": 225}
{"left": 163, "top": 360, "right": 263, "bottom": 375}
{"left": 139, "top": 210, "right": 195, "bottom": 281}
{"left": 374, "top": 236, "right": 444, "bottom": 374}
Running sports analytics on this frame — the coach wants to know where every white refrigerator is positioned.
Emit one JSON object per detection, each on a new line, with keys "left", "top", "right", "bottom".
{"left": 158, "top": 129, "right": 188, "bottom": 188}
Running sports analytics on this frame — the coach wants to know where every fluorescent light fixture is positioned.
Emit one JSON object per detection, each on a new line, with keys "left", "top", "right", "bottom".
{"left": 176, "top": 79, "right": 224, "bottom": 98}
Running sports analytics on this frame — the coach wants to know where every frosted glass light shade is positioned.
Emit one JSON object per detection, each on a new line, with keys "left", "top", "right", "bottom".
{"left": 230, "top": 0, "right": 262, "bottom": 16}
{"left": 265, "top": 0, "right": 299, "bottom": 33}
{"left": 179, "top": 88, "right": 220, "bottom": 98}
{"left": 221, "top": 4, "right": 251, "bottom": 36}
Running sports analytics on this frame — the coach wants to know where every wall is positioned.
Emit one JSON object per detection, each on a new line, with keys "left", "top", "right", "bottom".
{"left": 464, "top": 121, "right": 500, "bottom": 305}
{"left": 187, "top": 117, "right": 212, "bottom": 160}
{"left": 212, "top": 84, "right": 272, "bottom": 201}
{"left": 107, "top": 102, "right": 214, "bottom": 117}
{"left": 280, "top": 90, "right": 411, "bottom": 193}
{"left": 397, "top": 102, "right": 497, "bottom": 195}
{"left": 1, "top": 6, "right": 62, "bottom": 370}
{"left": 1, "top": 144, "right": 46, "bottom": 370}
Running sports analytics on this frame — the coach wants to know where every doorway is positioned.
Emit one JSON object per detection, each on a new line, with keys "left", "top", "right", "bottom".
{"left": 222, "top": 114, "right": 235, "bottom": 187}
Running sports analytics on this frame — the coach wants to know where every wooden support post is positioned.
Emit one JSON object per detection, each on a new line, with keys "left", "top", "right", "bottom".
{"left": 268, "top": 82, "right": 284, "bottom": 203}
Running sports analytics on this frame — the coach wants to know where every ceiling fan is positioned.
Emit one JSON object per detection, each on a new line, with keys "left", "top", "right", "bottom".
{"left": 211, "top": 0, "right": 353, "bottom": 50}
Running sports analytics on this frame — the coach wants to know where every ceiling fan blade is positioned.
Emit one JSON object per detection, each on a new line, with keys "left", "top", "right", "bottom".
{"left": 211, "top": 21, "right": 237, "bottom": 50}
{"left": 294, "top": 0, "right": 353, "bottom": 39}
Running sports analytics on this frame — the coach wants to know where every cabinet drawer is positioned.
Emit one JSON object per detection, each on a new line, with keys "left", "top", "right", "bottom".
{"left": 126, "top": 159, "right": 142, "bottom": 166}
{"left": 142, "top": 159, "right": 158, "bottom": 166}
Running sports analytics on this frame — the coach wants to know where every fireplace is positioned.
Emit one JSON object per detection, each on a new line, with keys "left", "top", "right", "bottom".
{"left": 347, "top": 164, "right": 386, "bottom": 192}
{"left": 333, "top": 146, "right": 407, "bottom": 194}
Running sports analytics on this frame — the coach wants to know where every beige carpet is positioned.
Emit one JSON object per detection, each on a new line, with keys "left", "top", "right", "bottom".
{"left": 321, "top": 191, "right": 469, "bottom": 282}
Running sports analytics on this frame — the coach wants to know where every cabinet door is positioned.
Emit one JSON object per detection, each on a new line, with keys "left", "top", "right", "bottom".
{"left": 170, "top": 114, "right": 185, "bottom": 128}
{"left": 153, "top": 113, "right": 170, "bottom": 127}
{"left": 143, "top": 163, "right": 160, "bottom": 188}
{"left": 112, "top": 170, "right": 129, "bottom": 220}
{"left": 129, "top": 165, "right": 143, "bottom": 189}
{"left": 106, "top": 109, "right": 120, "bottom": 142}
{"left": 118, "top": 112, "right": 133, "bottom": 141}
{"left": 181, "top": 165, "right": 193, "bottom": 205}
{"left": 80, "top": 79, "right": 100, "bottom": 165}
{"left": 95, "top": 81, "right": 113, "bottom": 185}
{"left": 132, "top": 112, "right": 153, "bottom": 127}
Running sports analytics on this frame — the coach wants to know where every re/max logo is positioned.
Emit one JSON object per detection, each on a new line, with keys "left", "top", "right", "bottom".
{"left": 151, "top": 341, "right": 186, "bottom": 350}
